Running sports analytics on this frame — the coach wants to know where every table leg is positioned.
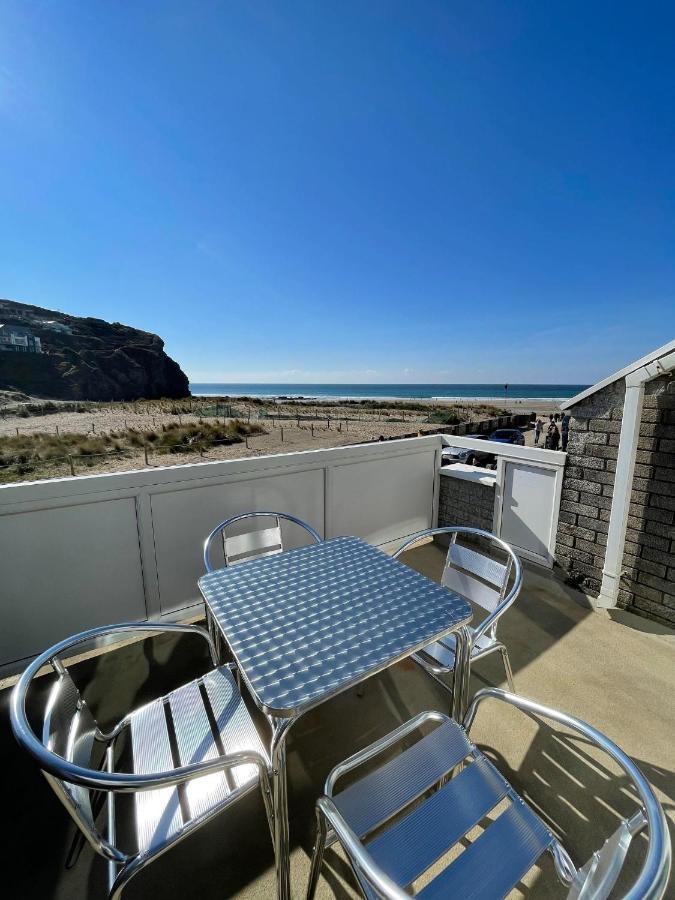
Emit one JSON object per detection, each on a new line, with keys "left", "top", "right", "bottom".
{"left": 452, "top": 626, "right": 471, "bottom": 721}
{"left": 271, "top": 717, "right": 294, "bottom": 900}
{"left": 205, "top": 605, "right": 225, "bottom": 664}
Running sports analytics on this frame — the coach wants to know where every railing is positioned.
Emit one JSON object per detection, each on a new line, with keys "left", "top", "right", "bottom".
{"left": 439, "top": 434, "right": 566, "bottom": 567}
{"left": 0, "top": 436, "right": 443, "bottom": 670}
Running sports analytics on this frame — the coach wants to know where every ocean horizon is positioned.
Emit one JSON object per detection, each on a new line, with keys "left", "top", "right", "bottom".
{"left": 189, "top": 383, "right": 588, "bottom": 402}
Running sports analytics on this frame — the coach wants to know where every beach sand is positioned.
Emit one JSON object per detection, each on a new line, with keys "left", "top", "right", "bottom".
{"left": 0, "top": 396, "right": 564, "bottom": 481}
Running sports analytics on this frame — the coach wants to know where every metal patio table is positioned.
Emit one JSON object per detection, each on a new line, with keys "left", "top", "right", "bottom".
{"left": 198, "top": 535, "right": 473, "bottom": 900}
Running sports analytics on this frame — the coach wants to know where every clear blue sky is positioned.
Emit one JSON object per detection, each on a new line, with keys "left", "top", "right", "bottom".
{"left": 1, "top": 2, "right": 674, "bottom": 384}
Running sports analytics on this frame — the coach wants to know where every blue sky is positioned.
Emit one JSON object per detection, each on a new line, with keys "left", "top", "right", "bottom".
{"left": 1, "top": 2, "right": 674, "bottom": 384}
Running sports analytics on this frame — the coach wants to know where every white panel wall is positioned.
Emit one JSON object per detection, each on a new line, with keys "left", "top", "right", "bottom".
{"left": 151, "top": 467, "right": 325, "bottom": 614}
{"left": 0, "top": 498, "right": 146, "bottom": 662}
{"left": 328, "top": 449, "right": 438, "bottom": 546}
{"left": 0, "top": 436, "right": 442, "bottom": 668}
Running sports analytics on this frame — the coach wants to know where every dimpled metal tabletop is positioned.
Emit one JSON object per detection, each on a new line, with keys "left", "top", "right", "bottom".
{"left": 198, "top": 536, "right": 472, "bottom": 717}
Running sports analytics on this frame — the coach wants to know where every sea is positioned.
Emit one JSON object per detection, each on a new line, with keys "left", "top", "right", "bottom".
{"left": 189, "top": 383, "right": 587, "bottom": 402}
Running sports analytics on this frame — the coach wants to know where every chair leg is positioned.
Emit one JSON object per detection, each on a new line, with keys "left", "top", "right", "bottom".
{"left": 306, "top": 808, "right": 328, "bottom": 900}
{"left": 498, "top": 645, "right": 516, "bottom": 693}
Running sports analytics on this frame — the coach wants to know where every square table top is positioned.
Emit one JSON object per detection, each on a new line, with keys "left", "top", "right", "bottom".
{"left": 198, "top": 535, "right": 473, "bottom": 717}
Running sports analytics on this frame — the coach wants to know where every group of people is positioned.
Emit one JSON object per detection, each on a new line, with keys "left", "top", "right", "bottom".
{"left": 533, "top": 412, "right": 570, "bottom": 451}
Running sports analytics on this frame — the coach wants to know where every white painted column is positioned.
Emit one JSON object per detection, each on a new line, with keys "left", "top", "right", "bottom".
{"left": 597, "top": 373, "right": 645, "bottom": 608}
{"left": 598, "top": 352, "right": 675, "bottom": 608}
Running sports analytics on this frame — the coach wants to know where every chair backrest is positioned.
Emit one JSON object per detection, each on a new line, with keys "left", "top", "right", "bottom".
{"left": 441, "top": 535, "right": 510, "bottom": 615}
{"left": 223, "top": 515, "right": 283, "bottom": 566}
{"left": 393, "top": 527, "right": 521, "bottom": 640}
{"left": 203, "top": 511, "right": 322, "bottom": 572}
{"left": 42, "top": 667, "right": 101, "bottom": 838}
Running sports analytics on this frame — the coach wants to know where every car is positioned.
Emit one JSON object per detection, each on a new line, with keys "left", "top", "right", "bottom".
{"left": 488, "top": 428, "right": 525, "bottom": 446}
{"left": 441, "top": 434, "right": 495, "bottom": 469}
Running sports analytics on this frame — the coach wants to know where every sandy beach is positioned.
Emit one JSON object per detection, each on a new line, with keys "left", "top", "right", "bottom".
{"left": 0, "top": 395, "right": 563, "bottom": 482}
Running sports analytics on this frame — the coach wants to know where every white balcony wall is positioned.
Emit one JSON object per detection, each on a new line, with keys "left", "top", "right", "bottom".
{"left": 0, "top": 436, "right": 442, "bottom": 668}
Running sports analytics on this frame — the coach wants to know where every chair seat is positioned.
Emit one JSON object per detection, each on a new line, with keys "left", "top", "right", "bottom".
{"left": 414, "top": 628, "right": 495, "bottom": 672}
{"left": 334, "top": 718, "right": 554, "bottom": 899}
{"left": 128, "top": 665, "right": 269, "bottom": 855}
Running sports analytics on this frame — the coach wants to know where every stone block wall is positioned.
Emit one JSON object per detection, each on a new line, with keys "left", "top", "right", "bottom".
{"left": 555, "top": 374, "right": 675, "bottom": 626}
{"left": 620, "top": 376, "right": 675, "bottom": 623}
{"left": 438, "top": 473, "right": 495, "bottom": 531}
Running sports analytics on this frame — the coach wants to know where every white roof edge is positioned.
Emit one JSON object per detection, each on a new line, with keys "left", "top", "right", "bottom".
{"left": 561, "top": 339, "right": 675, "bottom": 409}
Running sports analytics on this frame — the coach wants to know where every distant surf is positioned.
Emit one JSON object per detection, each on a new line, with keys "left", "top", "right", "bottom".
{"left": 189, "top": 383, "right": 587, "bottom": 402}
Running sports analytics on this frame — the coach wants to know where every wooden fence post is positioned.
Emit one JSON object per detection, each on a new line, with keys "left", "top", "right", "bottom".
{"left": 281, "top": 426, "right": 284, "bottom": 442}
{"left": 68, "top": 455, "right": 75, "bottom": 476}
{"left": 144, "top": 445, "right": 149, "bottom": 465}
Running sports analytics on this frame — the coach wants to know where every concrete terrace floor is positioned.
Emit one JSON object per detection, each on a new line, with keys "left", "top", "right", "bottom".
{"left": 1, "top": 542, "right": 673, "bottom": 899}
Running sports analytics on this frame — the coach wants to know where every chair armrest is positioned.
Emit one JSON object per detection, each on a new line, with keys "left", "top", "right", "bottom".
{"left": 324, "top": 710, "right": 448, "bottom": 796}
{"left": 43, "top": 622, "right": 219, "bottom": 668}
{"left": 316, "top": 796, "right": 410, "bottom": 900}
{"left": 11, "top": 711, "right": 271, "bottom": 793}
{"left": 11, "top": 622, "right": 221, "bottom": 788}
{"left": 462, "top": 689, "right": 671, "bottom": 900}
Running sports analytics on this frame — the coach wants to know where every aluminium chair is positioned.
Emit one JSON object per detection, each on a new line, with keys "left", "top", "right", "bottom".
{"left": 202, "top": 511, "right": 322, "bottom": 662}
{"left": 202, "top": 510, "right": 322, "bottom": 573}
{"left": 307, "top": 689, "right": 671, "bottom": 900}
{"left": 393, "top": 526, "right": 522, "bottom": 695}
{"left": 10, "top": 623, "right": 274, "bottom": 900}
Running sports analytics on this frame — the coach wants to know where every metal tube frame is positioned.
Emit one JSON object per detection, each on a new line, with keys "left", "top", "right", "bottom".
{"left": 307, "top": 693, "right": 670, "bottom": 900}
{"left": 10, "top": 622, "right": 275, "bottom": 900}
{"left": 393, "top": 526, "right": 522, "bottom": 702}
{"left": 462, "top": 688, "right": 672, "bottom": 900}
{"left": 307, "top": 710, "right": 452, "bottom": 900}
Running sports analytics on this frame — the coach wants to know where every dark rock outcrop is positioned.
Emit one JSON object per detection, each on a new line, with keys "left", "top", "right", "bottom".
{"left": 0, "top": 300, "right": 190, "bottom": 400}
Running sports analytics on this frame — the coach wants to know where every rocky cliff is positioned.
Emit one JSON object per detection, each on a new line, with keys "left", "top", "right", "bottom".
{"left": 0, "top": 300, "right": 190, "bottom": 401}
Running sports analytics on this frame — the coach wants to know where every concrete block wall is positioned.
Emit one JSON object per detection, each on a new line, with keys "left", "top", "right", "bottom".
{"left": 438, "top": 473, "right": 495, "bottom": 531}
{"left": 555, "top": 374, "right": 675, "bottom": 626}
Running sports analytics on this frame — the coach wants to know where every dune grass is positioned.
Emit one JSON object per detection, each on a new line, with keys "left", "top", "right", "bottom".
{"left": 0, "top": 419, "right": 265, "bottom": 482}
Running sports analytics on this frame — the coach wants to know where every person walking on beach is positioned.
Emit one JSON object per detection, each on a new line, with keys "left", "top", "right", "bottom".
{"left": 549, "top": 421, "right": 561, "bottom": 450}
{"left": 534, "top": 417, "right": 543, "bottom": 446}
{"left": 544, "top": 415, "right": 554, "bottom": 449}
{"left": 561, "top": 413, "right": 570, "bottom": 451}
